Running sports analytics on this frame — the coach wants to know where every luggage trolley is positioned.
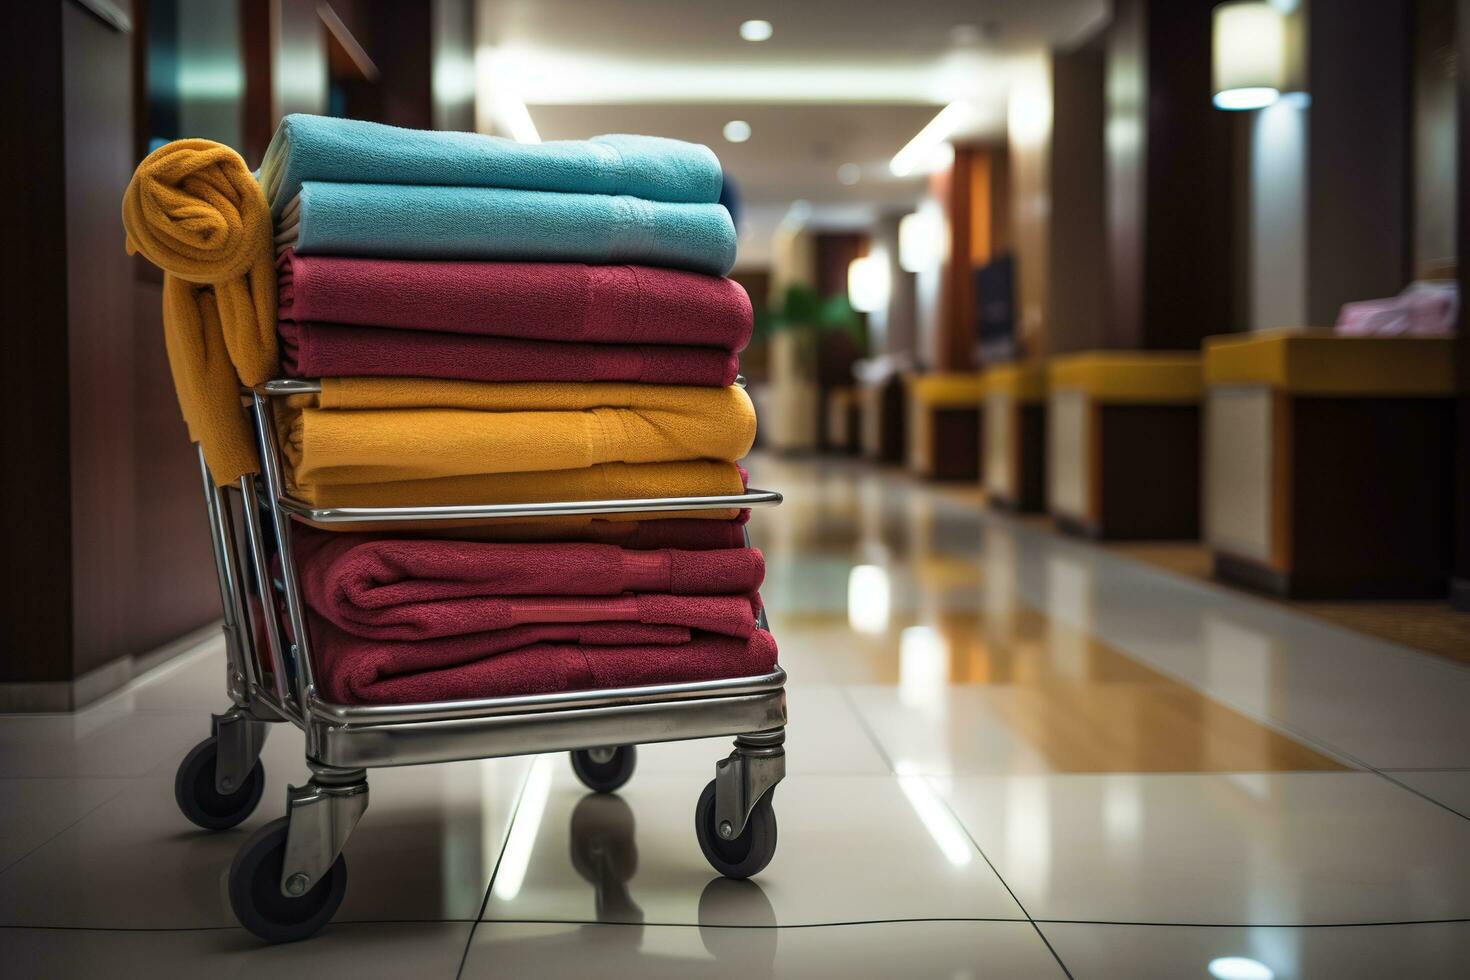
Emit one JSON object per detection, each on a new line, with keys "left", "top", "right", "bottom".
{"left": 175, "top": 379, "right": 787, "bottom": 943}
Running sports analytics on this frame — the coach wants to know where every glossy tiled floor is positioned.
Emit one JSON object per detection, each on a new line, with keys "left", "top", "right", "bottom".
{"left": 5, "top": 453, "right": 1470, "bottom": 978}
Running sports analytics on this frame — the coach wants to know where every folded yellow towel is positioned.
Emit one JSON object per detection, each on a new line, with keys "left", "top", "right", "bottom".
{"left": 287, "top": 460, "right": 746, "bottom": 520}
{"left": 278, "top": 378, "right": 755, "bottom": 494}
{"left": 122, "top": 140, "right": 277, "bottom": 485}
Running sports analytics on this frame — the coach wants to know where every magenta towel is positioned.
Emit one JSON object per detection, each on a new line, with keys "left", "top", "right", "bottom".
{"left": 310, "top": 616, "right": 779, "bottom": 705}
{"left": 295, "top": 532, "right": 764, "bottom": 638}
{"left": 278, "top": 251, "right": 753, "bottom": 351}
{"left": 404, "top": 516, "right": 751, "bottom": 550}
{"left": 314, "top": 591, "right": 761, "bottom": 643}
{"left": 279, "top": 320, "right": 741, "bottom": 387}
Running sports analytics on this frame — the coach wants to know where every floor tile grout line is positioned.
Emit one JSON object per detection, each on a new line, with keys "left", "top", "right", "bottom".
{"left": 0, "top": 782, "right": 133, "bottom": 878}
{"left": 921, "top": 776, "right": 1075, "bottom": 980}
{"left": 835, "top": 687, "right": 1070, "bottom": 974}
{"left": 454, "top": 759, "right": 537, "bottom": 979}
{"left": 1365, "top": 768, "right": 1470, "bottom": 823}
{"left": 8, "top": 915, "right": 1470, "bottom": 936}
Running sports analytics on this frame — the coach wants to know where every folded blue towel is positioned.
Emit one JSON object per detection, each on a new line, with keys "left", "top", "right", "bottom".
{"left": 257, "top": 115, "right": 723, "bottom": 214}
{"left": 280, "top": 182, "right": 737, "bottom": 276}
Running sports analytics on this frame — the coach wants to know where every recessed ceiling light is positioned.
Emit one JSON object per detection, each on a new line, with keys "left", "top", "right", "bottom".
{"left": 723, "top": 119, "right": 752, "bottom": 143}
{"left": 740, "top": 19, "right": 773, "bottom": 42}
{"left": 837, "top": 163, "right": 861, "bottom": 185}
{"left": 949, "top": 23, "right": 981, "bottom": 46}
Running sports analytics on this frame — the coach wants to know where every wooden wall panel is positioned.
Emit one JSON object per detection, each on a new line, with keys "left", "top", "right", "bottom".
{"left": 1454, "top": 0, "right": 1470, "bottom": 609}
{"left": 1306, "top": 0, "right": 1411, "bottom": 325}
{"left": 1047, "top": 38, "right": 1107, "bottom": 356}
{"left": 1105, "top": 0, "right": 1238, "bottom": 350}
{"left": 1, "top": 2, "right": 73, "bottom": 682}
{"left": 64, "top": 0, "right": 141, "bottom": 675}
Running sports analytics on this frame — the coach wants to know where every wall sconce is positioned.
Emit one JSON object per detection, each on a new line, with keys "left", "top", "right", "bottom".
{"left": 848, "top": 255, "right": 891, "bottom": 313}
{"left": 1212, "top": 1, "right": 1287, "bottom": 110}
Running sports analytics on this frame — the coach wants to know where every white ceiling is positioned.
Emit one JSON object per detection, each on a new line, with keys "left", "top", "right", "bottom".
{"left": 474, "top": 0, "right": 1108, "bottom": 227}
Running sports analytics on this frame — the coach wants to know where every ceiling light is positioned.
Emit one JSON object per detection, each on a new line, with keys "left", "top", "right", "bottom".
{"left": 899, "top": 208, "right": 944, "bottom": 273}
{"left": 723, "top": 119, "right": 751, "bottom": 143}
{"left": 848, "top": 255, "right": 890, "bottom": 314}
{"left": 949, "top": 23, "right": 982, "bottom": 46}
{"left": 1212, "top": 1, "right": 1286, "bottom": 111}
{"left": 837, "top": 163, "right": 861, "bottom": 185}
{"left": 740, "top": 19, "right": 773, "bottom": 42}
{"left": 890, "top": 102, "right": 970, "bottom": 177}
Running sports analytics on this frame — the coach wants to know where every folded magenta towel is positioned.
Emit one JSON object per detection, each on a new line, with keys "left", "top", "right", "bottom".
{"left": 313, "top": 591, "right": 762, "bottom": 644}
{"left": 276, "top": 183, "right": 736, "bottom": 276}
{"left": 278, "top": 252, "right": 752, "bottom": 351}
{"left": 295, "top": 533, "right": 765, "bottom": 637}
{"left": 257, "top": 115, "right": 723, "bottom": 214}
{"left": 309, "top": 618, "right": 778, "bottom": 704}
{"left": 279, "top": 322, "right": 740, "bottom": 387}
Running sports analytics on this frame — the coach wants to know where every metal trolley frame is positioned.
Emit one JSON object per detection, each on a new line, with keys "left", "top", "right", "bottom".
{"left": 181, "top": 380, "right": 786, "bottom": 942}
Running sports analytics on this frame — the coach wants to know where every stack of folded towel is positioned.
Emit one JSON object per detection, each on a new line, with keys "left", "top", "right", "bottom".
{"left": 122, "top": 114, "right": 776, "bottom": 705}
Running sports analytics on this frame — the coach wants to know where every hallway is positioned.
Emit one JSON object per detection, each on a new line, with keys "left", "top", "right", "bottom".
{"left": 4, "top": 454, "right": 1470, "bottom": 977}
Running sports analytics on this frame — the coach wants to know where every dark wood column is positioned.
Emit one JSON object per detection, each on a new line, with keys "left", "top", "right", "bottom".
{"left": 1454, "top": 0, "right": 1470, "bottom": 610}
{"left": 1104, "top": 0, "right": 1238, "bottom": 350}
{"left": 1305, "top": 0, "right": 1412, "bottom": 325}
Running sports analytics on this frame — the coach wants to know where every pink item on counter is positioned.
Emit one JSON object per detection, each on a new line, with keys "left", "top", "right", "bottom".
{"left": 1335, "top": 282, "right": 1458, "bottom": 337}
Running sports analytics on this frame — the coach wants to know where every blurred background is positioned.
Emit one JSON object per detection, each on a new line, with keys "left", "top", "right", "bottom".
{"left": 6, "top": 0, "right": 1462, "bottom": 698}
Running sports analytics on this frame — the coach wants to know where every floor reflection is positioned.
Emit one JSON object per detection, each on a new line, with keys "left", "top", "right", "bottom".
{"left": 510, "top": 789, "right": 780, "bottom": 973}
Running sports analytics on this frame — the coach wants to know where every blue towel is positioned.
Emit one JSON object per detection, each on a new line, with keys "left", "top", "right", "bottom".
{"left": 283, "top": 182, "right": 737, "bottom": 276}
{"left": 257, "top": 115, "right": 723, "bottom": 214}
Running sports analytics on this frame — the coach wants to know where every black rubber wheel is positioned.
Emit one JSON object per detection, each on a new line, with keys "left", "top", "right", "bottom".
{"left": 173, "top": 736, "right": 265, "bottom": 831}
{"left": 695, "top": 778, "right": 777, "bottom": 879}
{"left": 228, "top": 816, "right": 347, "bottom": 944}
{"left": 570, "top": 745, "right": 637, "bottom": 793}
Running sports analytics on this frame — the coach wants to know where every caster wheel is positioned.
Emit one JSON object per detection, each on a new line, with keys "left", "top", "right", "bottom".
{"left": 228, "top": 816, "right": 347, "bottom": 944}
{"left": 570, "top": 745, "right": 637, "bottom": 793}
{"left": 695, "top": 778, "right": 777, "bottom": 879}
{"left": 174, "top": 736, "right": 265, "bottom": 831}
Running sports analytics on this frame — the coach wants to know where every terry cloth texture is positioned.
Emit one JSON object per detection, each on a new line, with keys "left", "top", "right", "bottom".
{"left": 392, "top": 516, "right": 751, "bottom": 549}
{"left": 278, "top": 379, "right": 755, "bottom": 491}
{"left": 279, "top": 321, "right": 741, "bottom": 387}
{"left": 256, "top": 114, "right": 723, "bottom": 213}
{"left": 277, "top": 252, "right": 752, "bottom": 352}
{"left": 310, "top": 619, "right": 778, "bottom": 705}
{"left": 275, "top": 183, "right": 736, "bottom": 276}
{"left": 283, "top": 459, "right": 748, "bottom": 513}
{"left": 296, "top": 533, "right": 765, "bottom": 634}
{"left": 121, "top": 140, "right": 276, "bottom": 485}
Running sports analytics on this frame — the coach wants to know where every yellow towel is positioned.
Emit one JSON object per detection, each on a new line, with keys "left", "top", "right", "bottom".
{"left": 288, "top": 460, "right": 746, "bottom": 521}
{"left": 122, "top": 140, "right": 276, "bottom": 485}
{"left": 277, "top": 378, "right": 754, "bottom": 496}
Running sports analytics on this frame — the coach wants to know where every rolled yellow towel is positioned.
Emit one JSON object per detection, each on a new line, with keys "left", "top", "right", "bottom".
{"left": 122, "top": 139, "right": 276, "bottom": 484}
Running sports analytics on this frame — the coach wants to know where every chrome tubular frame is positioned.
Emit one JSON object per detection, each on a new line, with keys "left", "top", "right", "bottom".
{"left": 197, "top": 380, "right": 786, "bottom": 797}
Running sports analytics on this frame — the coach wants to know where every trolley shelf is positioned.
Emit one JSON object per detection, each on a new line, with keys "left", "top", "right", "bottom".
{"left": 276, "top": 488, "right": 782, "bottom": 525}
{"left": 308, "top": 667, "right": 788, "bottom": 725}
